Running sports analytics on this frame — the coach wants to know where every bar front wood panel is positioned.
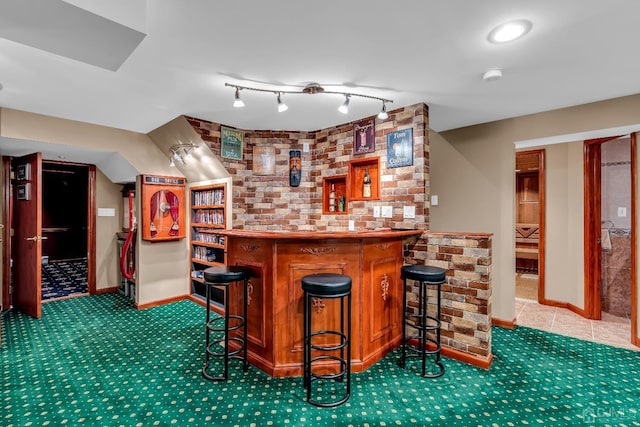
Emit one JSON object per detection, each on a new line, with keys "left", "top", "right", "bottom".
{"left": 362, "top": 239, "right": 404, "bottom": 366}
{"left": 224, "top": 230, "right": 418, "bottom": 377}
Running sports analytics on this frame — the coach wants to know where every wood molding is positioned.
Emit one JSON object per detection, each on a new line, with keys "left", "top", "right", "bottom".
{"left": 136, "top": 294, "right": 189, "bottom": 310}
{"left": 631, "top": 132, "right": 638, "bottom": 348}
{"left": 95, "top": 286, "right": 119, "bottom": 294}
{"left": 408, "top": 338, "right": 493, "bottom": 369}
{"left": 442, "top": 345, "right": 493, "bottom": 370}
{"left": 491, "top": 317, "right": 516, "bottom": 329}
{"left": 516, "top": 149, "right": 546, "bottom": 304}
{"left": 2, "top": 157, "right": 12, "bottom": 312}
{"left": 540, "top": 298, "right": 587, "bottom": 318}
{"left": 583, "top": 141, "right": 601, "bottom": 319}
{"left": 87, "top": 165, "right": 96, "bottom": 295}
{"left": 567, "top": 302, "right": 587, "bottom": 318}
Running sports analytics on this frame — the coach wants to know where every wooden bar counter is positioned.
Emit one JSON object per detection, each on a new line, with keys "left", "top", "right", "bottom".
{"left": 218, "top": 228, "right": 422, "bottom": 377}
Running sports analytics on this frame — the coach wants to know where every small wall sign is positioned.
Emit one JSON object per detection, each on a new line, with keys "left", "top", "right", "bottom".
{"left": 353, "top": 118, "right": 375, "bottom": 155}
{"left": 386, "top": 128, "right": 413, "bottom": 168}
{"left": 253, "top": 146, "right": 276, "bottom": 175}
{"left": 221, "top": 126, "right": 244, "bottom": 160}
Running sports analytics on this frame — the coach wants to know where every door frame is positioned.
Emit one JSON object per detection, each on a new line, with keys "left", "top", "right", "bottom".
{"left": 1, "top": 157, "right": 11, "bottom": 310}
{"left": 515, "top": 149, "right": 546, "bottom": 303}
{"left": 583, "top": 134, "right": 637, "bottom": 340}
{"left": 1, "top": 156, "right": 97, "bottom": 312}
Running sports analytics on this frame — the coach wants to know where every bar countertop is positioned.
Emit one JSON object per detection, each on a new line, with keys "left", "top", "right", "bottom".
{"left": 216, "top": 228, "right": 423, "bottom": 240}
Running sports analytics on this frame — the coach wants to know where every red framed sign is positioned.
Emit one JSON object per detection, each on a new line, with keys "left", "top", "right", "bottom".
{"left": 140, "top": 175, "right": 187, "bottom": 242}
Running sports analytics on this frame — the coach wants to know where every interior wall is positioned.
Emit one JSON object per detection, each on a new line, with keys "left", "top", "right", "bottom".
{"left": 95, "top": 169, "right": 123, "bottom": 291}
{"left": 430, "top": 93, "right": 640, "bottom": 328}
{"left": 429, "top": 126, "right": 515, "bottom": 322}
{"left": 0, "top": 108, "right": 191, "bottom": 306}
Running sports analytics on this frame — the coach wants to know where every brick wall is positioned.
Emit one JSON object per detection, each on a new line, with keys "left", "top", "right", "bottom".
{"left": 405, "top": 232, "right": 493, "bottom": 361}
{"left": 187, "top": 102, "right": 428, "bottom": 231}
{"left": 187, "top": 104, "right": 493, "bottom": 366}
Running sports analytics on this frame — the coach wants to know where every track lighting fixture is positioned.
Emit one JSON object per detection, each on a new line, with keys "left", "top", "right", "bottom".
{"left": 168, "top": 143, "right": 200, "bottom": 167}
{"left": 225, "top": 82, "right": 393, "bottom": 118}
{"left": 377, "top": 102, "right": 388, "bottom": 120}
{"left": 277, "top": 93, "right": 288, "bottom": 112}
{"left": 338, "top": 95, "right": 350, "bottom": 114}
{"left": 233, "top": 87, "right": 245, "bottom": 108}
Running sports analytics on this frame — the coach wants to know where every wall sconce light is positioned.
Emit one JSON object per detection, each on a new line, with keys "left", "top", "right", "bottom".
{"left": 169, "top": 143, "right": 200, "bottom": 167}
{"left": 225, "top": 82, "right": 393, "bottom": 117}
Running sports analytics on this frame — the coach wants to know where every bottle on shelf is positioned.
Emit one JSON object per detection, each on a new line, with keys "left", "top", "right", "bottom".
{"left": 363, "top": 168, "right": 372, "bottom": 198}
{"left": 329, "top": 184, "right": 336, "bottom": 212}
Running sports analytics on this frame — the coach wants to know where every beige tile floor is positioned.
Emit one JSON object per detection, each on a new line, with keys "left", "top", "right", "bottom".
{"left": 515, "top": 298, "right": 638, "bottom": 351}
{"left": 515, "top": 271, "right": 638, "bottom": 350}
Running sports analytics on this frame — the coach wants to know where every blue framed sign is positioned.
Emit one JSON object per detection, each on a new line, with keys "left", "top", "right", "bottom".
{"left": 386, "top": 128, "right": 413, "bottom": 168}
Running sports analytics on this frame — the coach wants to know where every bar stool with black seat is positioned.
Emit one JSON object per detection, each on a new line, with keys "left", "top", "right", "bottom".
{"left": 400, "top": 264, "right": 446, "bottom": 378}
{"left": 202, "top": 265, "right": 252, "bottom": 381}
{"left": 301, "top": 273, "right": 352, "bottom": 407}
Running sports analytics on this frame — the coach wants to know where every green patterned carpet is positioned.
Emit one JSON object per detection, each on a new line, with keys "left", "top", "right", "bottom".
{"left": 2, "top": 294, "right": 640, "bottom": 426}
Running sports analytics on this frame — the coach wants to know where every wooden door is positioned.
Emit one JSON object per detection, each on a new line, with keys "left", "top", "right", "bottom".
{"left": 12, "top": 153, "right": 43, "bottom": 318}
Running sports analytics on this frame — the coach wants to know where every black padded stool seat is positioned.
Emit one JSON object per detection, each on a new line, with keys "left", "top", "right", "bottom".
{"left": 401, "top": 264, "right": 446, "bottom": 283}
{"left": 400, "top": 264, "right": 446, "bottom": 378}
{"left": 202, "top": 265, "right": 252, "bottom": 381}
{"left": 301, "top": 273, "right": 352, "bottom": 295}
{"left": 301, "top": 273, "right": 352, "bottom": 407}
{"left": 204, "top": 267, "right": 247, "bottom": 284}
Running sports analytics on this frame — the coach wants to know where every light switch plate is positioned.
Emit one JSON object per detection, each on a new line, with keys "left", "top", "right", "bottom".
{"left": 303, "top": 142, "right": 310, "bottom": 153}
{"left": 618, "top": 207, "right": 627, "bottom": 217}
{"left": 381, "top": 206, "right": 393, "bottom": 218}
{"left": 373, "top": 206, "right": 381, "bottom": 218}
{"left": 98, "top": 208, "right": 115, "bottom": 217}
{"left": 431, "top": 195, "right": 439, "bottom": 206}
{"left": 348, "top": 220, "right": 355, "bottom": 231}
{"left": 403, "top": 205, "right": 415, "bottom": 219}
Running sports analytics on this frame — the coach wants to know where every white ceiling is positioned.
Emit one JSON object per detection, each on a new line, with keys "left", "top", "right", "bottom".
{"left": 1, "top": 0, "right": 640, "bottom": 136}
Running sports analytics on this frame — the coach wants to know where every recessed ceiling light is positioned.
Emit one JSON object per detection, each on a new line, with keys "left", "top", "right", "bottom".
{"left": 488, "top": 20, "right": 532, "bottom": 43}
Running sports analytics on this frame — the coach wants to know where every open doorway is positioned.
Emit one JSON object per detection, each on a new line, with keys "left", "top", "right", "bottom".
{"left": 515, "top": 150, "right": 545, "bottom": 302}
{"left": 40, "top": 161, "right": 93, "bottom": 301}
{"left": 2, "top": 155, "right": 96, "bottom": 317}
{"left": 584, "top": 135, "right": 636, "bottom": 332}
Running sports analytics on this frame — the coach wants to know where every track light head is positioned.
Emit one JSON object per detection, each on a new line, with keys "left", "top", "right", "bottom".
{"left": 170, "top": 148, "right": 185, "bottom": 165}
{"left": 233, "top": 88, "right": 245, "bottom": 108}
{"left": 169, "top": 157, "right": 175, "bottom": 167}
{"left": 338, "top": 95, "right": 350, "bottom": 114}
{"left": 277, "top": 93, "right": 288, "bottom": 112}
{"left": 377, "top": 102, "right": 388, "bottom": 120}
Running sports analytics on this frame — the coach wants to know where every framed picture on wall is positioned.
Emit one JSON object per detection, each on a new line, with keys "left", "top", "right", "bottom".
{"left": 386, "top": 128, "right": 413, "bottom": 168}
{"left": 253, "top": 146, "right": 276, "bottom": 175}
{"left": 353, "top": 118, "right": 375, "bottom": 155}
{"left": 221, "top": 126, "right": 244, "bottom": 160}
